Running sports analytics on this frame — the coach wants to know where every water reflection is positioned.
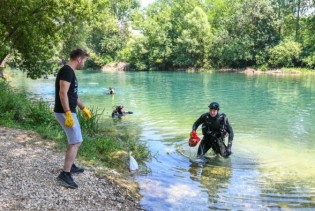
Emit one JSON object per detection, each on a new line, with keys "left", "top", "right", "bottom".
{"left": 189, "top": 157, "right": 232, "bottom": 205}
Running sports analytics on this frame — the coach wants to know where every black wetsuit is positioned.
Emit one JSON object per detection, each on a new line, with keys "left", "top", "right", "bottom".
{"left": 192, "top": 112, "right": 234, "bottom": 158}
{"left": 111, "top": 106, "right": 133, "bottom": 118}
{"left": 112, "top": 110, "right": 125, "bottom": 118}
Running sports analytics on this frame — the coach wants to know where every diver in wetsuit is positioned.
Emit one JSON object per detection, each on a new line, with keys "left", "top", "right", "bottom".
{"left": 111, "top": 105, "right": 133, "bottom": 118}
{"left": 191, "top": 102, "right": 234, "bottom": 158}
{"left": 109, "top": 87, "right": 115, "bottom": 95}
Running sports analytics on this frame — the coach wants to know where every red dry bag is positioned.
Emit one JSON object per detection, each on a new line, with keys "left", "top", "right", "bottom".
{"left": 188, "top": 130, "right": 200, "bottom": 147}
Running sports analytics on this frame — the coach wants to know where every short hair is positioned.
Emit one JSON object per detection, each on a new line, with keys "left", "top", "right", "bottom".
{"left": 70, "top": 48, "right": 89, "bottom": 60}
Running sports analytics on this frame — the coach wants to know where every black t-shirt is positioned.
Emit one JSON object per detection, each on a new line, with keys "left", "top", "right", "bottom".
{"left": 54, "top": 65, "right": 78, "bottom": 113}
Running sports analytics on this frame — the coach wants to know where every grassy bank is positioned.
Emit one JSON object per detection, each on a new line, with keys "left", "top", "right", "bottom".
{"left": 0, "top": 79, "right": 150, "bottom": 174}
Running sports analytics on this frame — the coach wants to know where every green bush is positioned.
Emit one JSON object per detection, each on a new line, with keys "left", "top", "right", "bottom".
{"left": 268, "top": 40, "right": 301, "bottom": 68}
{"left": 302, "top": 54, "right": 315, "bottom": 69}
{"left": 124, "top": 35, "right": 149, "bottom": 71}
{"left": 0, "top": 81, "right": 30, "bottom": 123}
{"left": 257, "top": 64, "right": 269, "bottom": 71}
{"left": 27, "top": 101, "right": 56, "bottom": 125}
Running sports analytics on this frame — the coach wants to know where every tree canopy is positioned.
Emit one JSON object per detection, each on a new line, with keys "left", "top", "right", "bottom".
{"left": 0, "top": 0, "right": 314, "bottom": 78}
{"left": 0, "top": 0, "right": 139, "bottom": 78}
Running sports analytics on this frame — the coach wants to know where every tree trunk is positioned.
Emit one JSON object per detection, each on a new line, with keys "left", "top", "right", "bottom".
{"left": 295, "top": 0, "right": 301, "bottom": 41}
{"left": 0, "top": 68, "right": 4, "bottom": 79}
{"left": 278, "top": 0, "right": 282, "bottom": 36}
{"left": 0, "top": 54, "right": 10, "bottom": 79}
{"left": 0, "top": 54, "right": 10, "bottom": 68}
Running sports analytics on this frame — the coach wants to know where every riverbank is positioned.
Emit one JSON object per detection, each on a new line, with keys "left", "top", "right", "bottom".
{"left": 100, "top": 63, "right": 314, "bottom": 75}
{"left": 0, "top": 126, "right": 142, "bottom": 210}
{"left": 218, "top": 67, "right": 315, "bottom": 75}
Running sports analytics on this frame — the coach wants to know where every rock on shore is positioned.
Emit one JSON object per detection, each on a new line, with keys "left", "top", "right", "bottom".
{"left": 102, "top": 62, "right": 130, "bottom": 72}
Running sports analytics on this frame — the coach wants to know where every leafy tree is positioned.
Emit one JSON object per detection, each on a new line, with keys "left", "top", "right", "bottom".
{"left": 87, "top": 18, "right": 130, "bottom": 67}
{"left": 268, "top": 39, "right": 302, "bottom": 67}
{"left": 302, "top": 53, "right": 315, "bottom": 68}
{"left": 206, "top": 0, "right": 279, "bottom": 68}
{"left": 86, "top": 0, "right": 140, "bottom": 67}
{"left": 0, "top": 0, "right": 140, "bottom": 78}
{"left": 174, "top": 6, "right": 212, "bottom": 68}
{"left": 0, "top": 0, "right": 97, "bottom": 78}
{"left": 142, "top": 4, "right": 173, "bottom": 70}
{"left": 0, "top": 0, "right": 100, "bottom": 78}
{"left": 271, "top": 0, "right": 314, "bottom": 41}
{"left": 130, "top": 0, "right": 206, "bottom": 70}
{"left": 123, "top": 35, "right": 149, "bottom": 70}
{"left": 130, "top": 1, "right": 175, "bottom": 70}
{"left": 298, "top": 5, "right": 315, "bottom": 69}
{"left": 109, "top": 0, "right": 140, "bottom": 21}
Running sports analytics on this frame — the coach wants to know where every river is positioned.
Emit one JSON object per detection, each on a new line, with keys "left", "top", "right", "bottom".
{"left": 8, "top": 69, "right": 315, "bottom": 210}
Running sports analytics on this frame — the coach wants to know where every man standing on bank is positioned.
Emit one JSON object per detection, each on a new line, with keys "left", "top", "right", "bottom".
{"left": 191, "top": 102, "right": 234, "bottom": 158}
{"left": 54, "top": 48, "right": 91, "bottom": 189}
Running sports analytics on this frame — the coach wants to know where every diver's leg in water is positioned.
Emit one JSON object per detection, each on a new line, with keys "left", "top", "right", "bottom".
{"left": 216, "top": 138, "right": 230, "bottom": 158}
{"left": 197, "top": 138, "right": 212, "bottom": 157}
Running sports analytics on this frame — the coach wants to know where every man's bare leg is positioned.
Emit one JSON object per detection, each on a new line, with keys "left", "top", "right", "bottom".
{"left": 63, "top": 143, "right": 81, "bottom": 172}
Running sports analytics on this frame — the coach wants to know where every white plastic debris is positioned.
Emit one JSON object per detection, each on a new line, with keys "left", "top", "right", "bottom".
{"left": 129, "top": 151, "right": 139, "bottom": 172}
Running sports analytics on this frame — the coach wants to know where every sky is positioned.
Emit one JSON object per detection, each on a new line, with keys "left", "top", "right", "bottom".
{"left": 140, "top": 0, "right": 154, "bottom": 8}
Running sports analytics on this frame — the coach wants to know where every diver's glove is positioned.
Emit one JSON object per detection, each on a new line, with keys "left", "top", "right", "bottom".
{"left": 81, "top": 107, "right": 91, "bottom": 120}
{"left": 65, "top": 111, "right": 74, "bottom": 128}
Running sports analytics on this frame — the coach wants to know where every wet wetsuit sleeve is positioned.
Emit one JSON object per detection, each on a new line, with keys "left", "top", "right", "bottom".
{"left": 226, "top": 118, "right": 234, "bottom": 146}
{"left": 192, "top": 114, "right": 205, "bottom": 131}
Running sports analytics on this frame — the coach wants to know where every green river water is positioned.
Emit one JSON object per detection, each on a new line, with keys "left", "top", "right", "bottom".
{"left": 9, "top": 70, "right": 315, "bottom": 210}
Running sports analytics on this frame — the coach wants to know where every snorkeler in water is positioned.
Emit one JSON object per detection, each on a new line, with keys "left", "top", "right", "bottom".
{"left": 109, "top": 87, "right": 115, "bottom": 95}
{"left": 111, "top": 105, "right": 133, "bottom": 118}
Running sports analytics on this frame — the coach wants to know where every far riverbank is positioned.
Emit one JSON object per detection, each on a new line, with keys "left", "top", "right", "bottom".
{"left": 100, "top": 63, "right": 314, "bottom": 75}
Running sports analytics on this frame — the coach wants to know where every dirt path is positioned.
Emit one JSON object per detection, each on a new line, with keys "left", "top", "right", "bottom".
{"left": 0, "top": 126, "right": 142, "bottom": 210}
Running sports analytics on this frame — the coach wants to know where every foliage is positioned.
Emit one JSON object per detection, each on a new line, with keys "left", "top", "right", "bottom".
{"left": 129, "top": 0, "right": 207, "bottom": 70}
{"left": 130, "top": 1, "right": 173, "bottom": 70}
{"left": 0, "top": 0, "right": 98, "bottom": 78}
{"left": 109, "top": 0, "right": 141, "bottom": 21}
{"left": 87, "top": 18, "right": 130, "bottom": 67}
{"left": 123, "top": 35, "right": 149, "bottom": 70}
{"left": 174, "top": 6, "right": 212, "bottom": 68}
{"left": 271, "top": 0, "right": 314, "bottom": 40}
{"left": 268, "top": 39, "right": 302, "bottom": 67}
{"left": 77, "top": 0, "right": 139, "bottom": 68}
{"left": 0, "top": 80, "right": 29, "bottom": 124}
{"left": 77, "top": 106, "right": 105, "bottom": 137}
{"left": 206, "top": 0, "right": 279, "bottom": 68}
{"left": 0, "top": 0, "right": 140, "bottom": 77}
{"left": 126, "top": 0, "right": 314, "bottom": 70}
{"left": 302, "top": 53, "right": 315, "bottom": 69}
{"left": 1, "top": 0, "right": 315, "bottom": 73}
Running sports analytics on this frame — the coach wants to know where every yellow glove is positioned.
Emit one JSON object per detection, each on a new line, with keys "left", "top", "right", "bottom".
{"left": 65, "top": 111, "right": 74, "bottom": 128}
{"left": 82, "top": 107, "right": 91, "bottom": 120}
